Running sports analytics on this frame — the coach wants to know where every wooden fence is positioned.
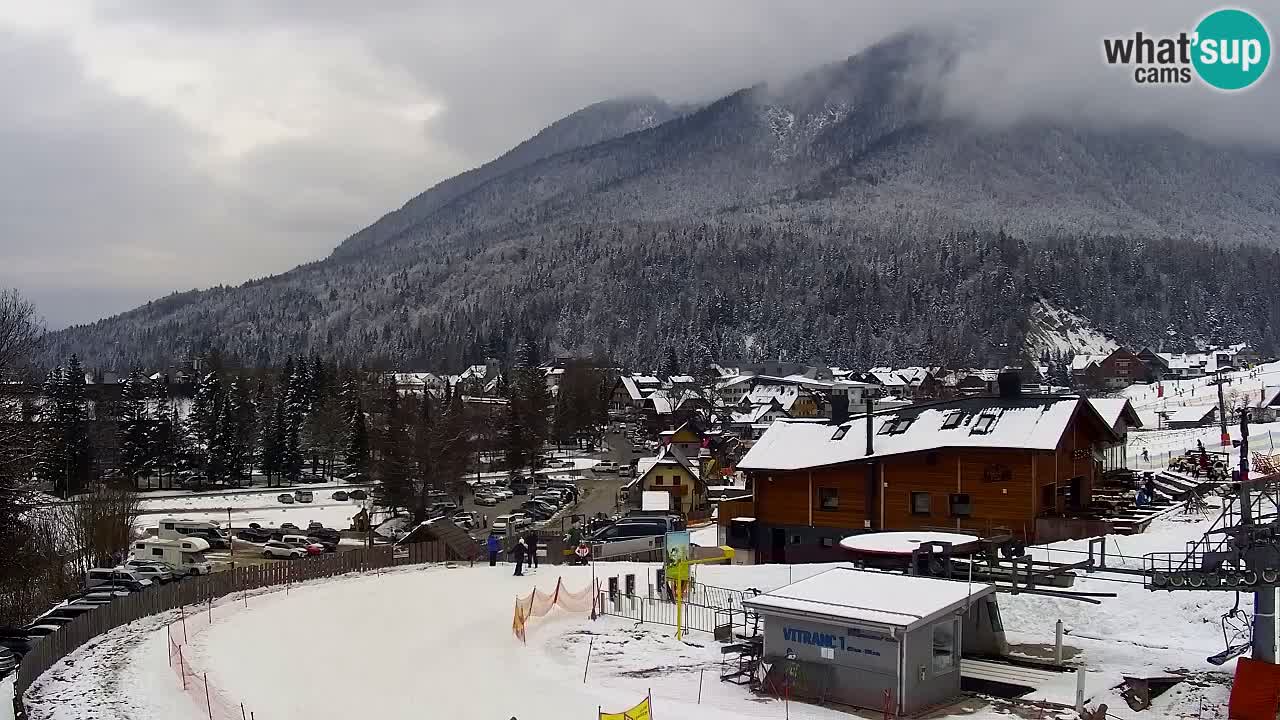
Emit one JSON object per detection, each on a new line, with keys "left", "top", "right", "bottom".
{"left": 13, "top": 541, "right": 444, "bottom": 717}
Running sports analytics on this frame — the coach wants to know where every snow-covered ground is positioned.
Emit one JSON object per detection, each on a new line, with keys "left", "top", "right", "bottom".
{"left": 20, "top": 508, "right": 1243, "bottom": 720}
{"left": 136, "top": 489, "right": 367, "bottom": 531}
{"left": 1122, "top": 360, "right": 1280, "bottom": 469}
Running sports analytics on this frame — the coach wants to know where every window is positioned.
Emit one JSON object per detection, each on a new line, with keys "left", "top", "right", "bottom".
{"left": 941, "top": 411, "right": 964, "bottom": 429}
{"left": 932, "top": 621, "right": 956, "bottom": 673}
{"left": 970, "top": 414, "right": 997, "bottom": 434}
{"left": 911, "top": 492, "right": 931, "bottom": 515}
{"left": 151, "top": 548, "right": 163, "bottom": 557}
{"left": 950, "top": 493, "right": 972, "bottom": 517}
{"left": 162, "top": 522, "right": 174, "bottom": 530}
{"left": 879, "top": 417, "right": 913, "bottom": 435}
{"left": 821, "top": 537, "right": 835, "bottom": 548}
{"left": 655, "top": 475, "right": 664, "bottom": 486}
{"left": 791, "top": 534, "right": 802, "bottom": 545}
{"left": 831, "top": 426, "right": 849, "bottom": 440}
{"left": 818, "top": 488, "right": 838, "bottom": 511}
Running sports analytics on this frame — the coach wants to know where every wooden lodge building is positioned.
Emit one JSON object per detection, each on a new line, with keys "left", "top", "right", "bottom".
{"left": 735, "top": 377, "right": 1120, "bottom": 563}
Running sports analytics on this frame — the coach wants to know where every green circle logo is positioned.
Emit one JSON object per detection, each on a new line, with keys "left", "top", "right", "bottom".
{"left": 1192, "top": 9, "right": 1271, "bottom": 90}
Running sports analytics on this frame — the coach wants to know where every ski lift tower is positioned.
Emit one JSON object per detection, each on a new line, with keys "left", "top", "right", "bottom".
{"left": 1144, "top": 408, "right": 1280, "bottom": 664}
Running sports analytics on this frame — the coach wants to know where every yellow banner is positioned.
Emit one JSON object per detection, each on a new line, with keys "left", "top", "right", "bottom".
{"left": 599, "top": 696, "right": 651, "bottom": 720}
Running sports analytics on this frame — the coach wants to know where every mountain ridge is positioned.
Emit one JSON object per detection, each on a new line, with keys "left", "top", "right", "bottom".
{"left": 41, "top": 33, "right": 1280, "bottom": 370}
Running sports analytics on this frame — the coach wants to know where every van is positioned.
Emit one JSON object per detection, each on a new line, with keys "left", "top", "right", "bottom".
{"left": 491, "top": 515, "right": 519, "bottom": 533}
{"left": 158, "top": 518, "right": 230, "bottom": 549}
{"left": 294, "top": 489, "right": 314, "bottom": 503}
{"left": 131, "top": 537, "right": 213, "bottom": 576}
{"left": 595, "top": 461, "right": 619, "bottom": 473}
{"left": 85, "top": 567, "right": 154, "bottom": 590}
{"left": 281, "top": 535, "right": 313, "bottom": 549}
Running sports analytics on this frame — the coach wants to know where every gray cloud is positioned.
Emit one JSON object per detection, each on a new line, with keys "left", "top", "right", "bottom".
{"left": 2, "top": 2, "right": 1277, "bottom": 329}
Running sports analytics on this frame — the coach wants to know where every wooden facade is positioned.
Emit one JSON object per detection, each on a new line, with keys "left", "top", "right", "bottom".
{"left": 746, "top": 401, "right": 1110, "bottom": 560}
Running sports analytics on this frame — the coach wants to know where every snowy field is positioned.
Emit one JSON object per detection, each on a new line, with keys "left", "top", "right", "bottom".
{"left": 20, "top": 509, "right": 1244, "bottom": 720}
{"left": 132, "top": 455, "right": 602, "bottom": 532}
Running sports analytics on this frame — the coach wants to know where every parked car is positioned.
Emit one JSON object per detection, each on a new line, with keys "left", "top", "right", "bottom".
{"left": 90, "top": 579, "right": 149, "bottom": 593}
{"left": 341, "top": 472, "right": 367, "bottom": 483}
{"left": 331, "top": 490, "right": 349, "bottom": 501}
{"left": 348, "top": 489, "right": 368, "bottom": 501}
{"left": 546, "top": 459, "right": 573, "bottom": 469}
{"left": 490, "top": 488, "right": 514, "bottom": 500}
{"left": 307, "top": 526, "right": 341, "bottom": 544}
{"left": 305, "top": 538, "right": 337, "bottom": 553}
{"left": 511, "top": 482, "right": 529, "bottom": 496}
{"left": 280, "top": 534, "right": 314, "bottom": 549}
{"left": 280, "top": 522, "right": 302, "bottom": 532}
{"left": 304, "top": 543, "right": 325, "bottom": 556}
{"left": 293, "top": 489, "right": 314, "bottom": 503}
{"left": 595, "top": 461, "right": 619, "bottom": 473}
{"left": 85, "top": 568, "right": 153, "bottom": 591}
{"left": 0, "top": 646, "right": 17, "bottom": 677}
{"left": 24, "top": 619, "right": 71, "bottom": 634}
{"left": 0, "top": 631, "right": 33, "bottom": 659}
{"left": 300, "top": 472, "right": 324, "bottom": 483}
{"left": 40, "top": 603, "right": 101, "bottom": 623}
{"left": 474, "top": 493, "right": 499, "bottom": 506}
{"left": 124, "top": 562, "right": 174, "bottom": 585}
{"left": 277, "top": 493, "right": 295, "bottom": 504}
{"left": 262, "top": 541, "right": 305, "bottom": 559}
{"left": 237, "top": 527, "right": 272, "bottom": 543}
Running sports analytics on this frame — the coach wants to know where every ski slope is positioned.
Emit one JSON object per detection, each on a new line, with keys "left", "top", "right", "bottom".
{"left": 21, "top": 509, "right": 1244, "bottom": 720}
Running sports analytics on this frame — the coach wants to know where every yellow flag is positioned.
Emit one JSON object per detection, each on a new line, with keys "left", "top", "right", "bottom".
{"left": 599, "top": 696, "right": 651, "bottom": 720}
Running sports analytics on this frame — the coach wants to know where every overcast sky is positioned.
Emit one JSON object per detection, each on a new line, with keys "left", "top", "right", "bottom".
{"left": 1, "top": 1, "right": 1275, "bottom": 329}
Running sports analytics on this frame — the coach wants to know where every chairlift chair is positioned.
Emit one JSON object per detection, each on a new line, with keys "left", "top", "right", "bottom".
{"left": 1207, "top": 593, "right": 1253, "bottom": 665}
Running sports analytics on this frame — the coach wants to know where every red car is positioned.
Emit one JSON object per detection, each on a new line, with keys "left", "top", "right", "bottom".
{"left": 305, "top": 543, "right": 325, "bottom": 556}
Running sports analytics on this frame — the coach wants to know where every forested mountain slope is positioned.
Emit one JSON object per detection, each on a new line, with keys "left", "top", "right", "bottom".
{"left": 43, "top": 34, "right": 1280, "bottom": 370}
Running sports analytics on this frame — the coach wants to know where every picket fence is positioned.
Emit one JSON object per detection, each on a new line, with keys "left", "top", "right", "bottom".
{"left": 13, "top": 541, "right": 448, "bottom": 717}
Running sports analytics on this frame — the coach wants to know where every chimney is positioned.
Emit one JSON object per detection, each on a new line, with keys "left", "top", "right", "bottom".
{"left": 998, "top": 368, "right": 1022, "bottom": 398}
{"left": 865, "top": 397, "right": 875, "bottom": 456}
{"left": 830, "top": 394, "right": 850, "bottom": 425}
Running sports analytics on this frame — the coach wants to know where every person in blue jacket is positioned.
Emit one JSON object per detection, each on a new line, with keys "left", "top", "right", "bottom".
{"left": 486, "top": 533, "right": 501, "bottom": 566}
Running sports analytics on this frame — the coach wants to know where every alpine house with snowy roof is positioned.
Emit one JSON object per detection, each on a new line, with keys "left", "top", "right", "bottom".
{"left": 735, "top": 373, "right": 1119, "bottom": 561}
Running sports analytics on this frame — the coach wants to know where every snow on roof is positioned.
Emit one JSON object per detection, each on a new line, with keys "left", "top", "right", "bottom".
{"left": 1168, "top": 405, "right": 1217, "bottom": 422}
{"left": 1257, "top": 387, "right": 1280, "bottom": 408}
{"left": 1071, "top": 355, "right": 1100, "bottom": 371}
{"left": 839, "top": 532, "right": 980, "bottom": 556}
{"left": 1088, "top": 398, "right": 1142, "bottom": 430}
{"left": 742, "top": 566, "right": 995, "bottom": 630}
{"left": 870, "top": 371, "right": 907, "bottom": 387}
{"left": 739, "top": 395, "right": 1104, "bottom": 471}
{"left": 669, "top": 375, "right": 695, "bottom": 384}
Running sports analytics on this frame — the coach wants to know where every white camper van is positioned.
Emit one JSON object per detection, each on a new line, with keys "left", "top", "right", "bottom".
{"left": 131, "top": 537, "right": 213, "bottom": 576}
{"left": 157, "top": 518, "right": 230, "bottom": 549}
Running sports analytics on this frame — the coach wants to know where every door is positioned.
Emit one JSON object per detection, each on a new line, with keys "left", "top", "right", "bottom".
{"left": 771, "top": 528, "right": 786, "bottom": 564}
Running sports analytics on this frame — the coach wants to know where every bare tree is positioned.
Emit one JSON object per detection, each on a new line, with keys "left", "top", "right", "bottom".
{"left": 61, "top": 485, "right": 142, "bottom": 571}
{"left": 0, "top": 288, "right": 42, "bottom": 378}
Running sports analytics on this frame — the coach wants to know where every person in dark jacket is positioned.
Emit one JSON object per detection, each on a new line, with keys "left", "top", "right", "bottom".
{"left": 486, "top": 533, "right": 501, "bottom": 566}
{"left": 512, "top": 538, "right": 527, "bottom": 576}
{"left": 525, "top": 532, "right": 539, "bottom": 569}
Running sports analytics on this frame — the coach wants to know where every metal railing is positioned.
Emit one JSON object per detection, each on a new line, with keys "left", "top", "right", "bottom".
{"left": 597, "top": 591, "right": 745, "bottom": 636}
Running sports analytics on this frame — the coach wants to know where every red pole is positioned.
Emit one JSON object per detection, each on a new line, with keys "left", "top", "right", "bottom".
{"left": 178, "top": 646, "right": 187, "bottom": 690}
{"left": 167, "top": 623, "right": 172, "bottom": 665}
{"left": 181, "top": 605, "right": 189, "bottom": 643}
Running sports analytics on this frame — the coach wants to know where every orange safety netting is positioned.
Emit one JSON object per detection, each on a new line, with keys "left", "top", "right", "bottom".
{"left": 512, "top": 577, "right": 599, "bottom": 643}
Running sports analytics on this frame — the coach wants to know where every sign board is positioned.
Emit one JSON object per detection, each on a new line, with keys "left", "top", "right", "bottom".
{"left": 664, "top": 530, "right": 691, "bottom": 582}
{"left": 642, "top": 491, "right": 671, "bottom": 512}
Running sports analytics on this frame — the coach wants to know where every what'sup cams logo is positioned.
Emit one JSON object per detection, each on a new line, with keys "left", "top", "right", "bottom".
{"left": 1103, "top": 8, "right": 1270, "bottom": 90}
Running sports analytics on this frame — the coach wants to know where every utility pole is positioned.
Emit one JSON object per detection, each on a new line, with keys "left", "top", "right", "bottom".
{"left": 1218, "top": 379, "right": 1231, "bottom": 447}
{"left": 1240, "top": 408, "right": 1276, "bottom": 662}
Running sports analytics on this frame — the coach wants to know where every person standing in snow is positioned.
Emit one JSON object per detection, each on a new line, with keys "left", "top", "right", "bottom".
{"left": 513, "top": 537, "right": 527, "bottom": 576}
{"left": 525, "top": 532, "right": 539, "bottom": 570}
{"left": 486, "top": 533, "right": 501, "bottom": 566}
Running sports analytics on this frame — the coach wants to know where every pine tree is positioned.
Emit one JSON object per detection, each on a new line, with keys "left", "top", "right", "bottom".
{"left": 185, "top": 372, "right": 225, "bottom": 489}
{"left": 118, "top": 369, "right": 152, "bottom": 490}
{"left": 259, "top": 384, "right": 285, "bottom": 487}
{"left": 36, "top": 356, "right": 93, "bottom": 498}
{"left": 342, "top": 387, "right": 370, "bottom": 481}
{"left": 372, "top": 380, "right": 411, "bottom": 511}
{"left": 281, "top": 359, "right": 305, "bottom": 482}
